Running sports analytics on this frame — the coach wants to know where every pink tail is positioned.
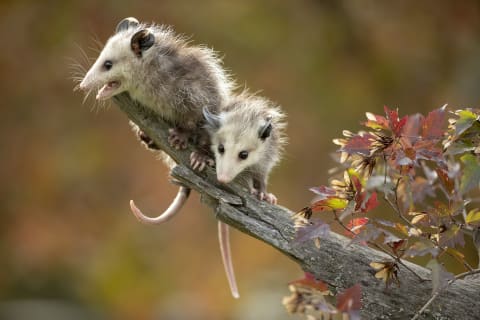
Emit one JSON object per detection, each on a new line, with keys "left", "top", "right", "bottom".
{"left": 218, "top": 221, "right": 240, "bottom": 298}
{"left": 130, "top": 187, "right": 191, "bottom": 224}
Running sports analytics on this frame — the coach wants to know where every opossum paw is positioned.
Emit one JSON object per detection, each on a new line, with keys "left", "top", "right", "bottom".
{"left": 168, "top": 128, "right": 188, "bottom": 150}
{"left": 250, "top": 189, "right": 277, "bottom": 205}
{"left": 138, "top": 130, "right": 160, "bottom": 150}
{"left": 263, "top": 193, "right": 278, "bottom": 205}
{"left": 190, "top": 151, "right": 214, "bottom": 171}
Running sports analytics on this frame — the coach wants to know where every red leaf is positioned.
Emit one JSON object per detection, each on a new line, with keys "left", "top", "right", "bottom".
{"left": 294, "top": 218, "right": 331, "bottom": 244}
{"left": 402, "top": 113, "right": 424, "bottom": 140}
{"left": 436, "top": 168, "right": 454, "bottom": 195}
{"left": 364, "top": 112, "right": 390, "bottom": 130}
{"left": 384, "top": 105, "right": 408, "bottom": 136}
{"left": 350, "top": 174, "right": 363, "bottom": 193}
{"left": 337, "top": 284, "right": 362, "bottom": 313}
{"left": 389, "top": 240, "right": 406, "bottom": 256}
{"left": 422, "top": 107, "right": 446, "bottom": 139}
{"left": 362, "top": 192, "right": 379, "bottom": 213}
{"left": 290, "top": 272, "right": 329, "bottom": 292}
{"left": 345, "top": 217, "right": 369, "bottom": 237}
{"left": 309, "top": 186, "right": 337, "bottom": 199}
{"left": 341, "top": 134, "right": 374, "bottom": 156}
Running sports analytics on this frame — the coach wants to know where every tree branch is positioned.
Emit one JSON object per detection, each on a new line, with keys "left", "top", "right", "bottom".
{"left": 113, "top": 93, "right": 480, "bottom": 320}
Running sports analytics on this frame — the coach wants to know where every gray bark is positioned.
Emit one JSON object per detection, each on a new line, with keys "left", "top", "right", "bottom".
{"left": 113, "top": 93, "right": 480, "bottom": 320}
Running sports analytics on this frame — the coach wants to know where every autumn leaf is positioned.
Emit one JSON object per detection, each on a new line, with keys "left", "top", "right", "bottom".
{"left": 311, "top": 197, "right": 349, "bottom": 212}
{"left": 410, "top": 212, "right": 428, "bottom": 225}
{"left": 290, "top": 272, "right": 330, "bottom": 294}
{"left": 388, "top": 239, "right": 406, "bottom": 257}
{"left": 460, "top": 153, "right": 480, "bottom": 194}
{"left": 436, "top": 168, "right": 454, "bottom": 195}
{"left": 384, "top": 105, "right": 408, "bottom": 137}
{"left": 466, "top": 208, "right": 480, "bottom": 224}
{"left": 337, "top": 284, "right": 362, "bottom": 320}
{"left": 294, "top": 218, "right": 331, "bottom": 245}
{"left": 426, "top": 259, "right": 454, "bottom": 294}
{"left": 310, "top": 185, "right": 337, "bottom": 198}
{"left": 439, "top": 224, "right": 465, "bottom": 248}
{"left": 452, "top": 109, "right": 478, "bottom": 138}
{"left": 364, "top": 112, "right": 389, "bottom": 130}
{"left": 362, "top": 192, "right": 379, "bottom": 213}
{"left": 345, "top": 217, "right": 369, "bottom": 237}
{"left": 402, "top": 113, "right": 423, "bottom": 140}
{"left": 422, "top": 106, "right": 446, "bottom": 139}
{"left": 370, "top": 261, "right": 400, "bottom": 287}
{"left": 340, "top": 134, "right": 375, "bottom": 156}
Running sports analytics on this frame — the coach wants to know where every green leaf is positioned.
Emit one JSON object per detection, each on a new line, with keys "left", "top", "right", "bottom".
{"left": 460, "top": 154, "right": 480, "bottom": 194}
{"left": 454, "top": 109, "right": 478, "bottom": 138}
{"left": 466, "top": 209, "right": 480, "bottom": 224}
{"left": 311, "top": 197, "right": 349, "bottom": 212}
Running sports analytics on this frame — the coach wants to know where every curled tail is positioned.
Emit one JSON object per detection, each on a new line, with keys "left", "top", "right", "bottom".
{"left": 218, "top": 221, "right": 240, "bottom": 299}
{"left": 130, "top": 186, "right": 191, "bottom": 224}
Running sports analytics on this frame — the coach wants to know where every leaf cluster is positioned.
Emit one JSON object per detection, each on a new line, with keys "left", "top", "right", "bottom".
{"left": 286, "top": 106, "right": 480, "bottom": 318}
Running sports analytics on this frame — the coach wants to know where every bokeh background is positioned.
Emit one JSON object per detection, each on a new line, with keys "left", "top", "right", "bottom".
{"left": 1, "top": 1, "right": 480, "bottom": 319}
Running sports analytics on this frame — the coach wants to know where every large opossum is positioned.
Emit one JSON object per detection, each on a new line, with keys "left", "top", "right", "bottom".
{"left": 77, "top": 17, "right": 240, "bottom": 298}
{"left": 78, "top": 17, "right": 233, "bottom": 219}
{"left": 204, "top": 93, "right": 287, "bottom": 204}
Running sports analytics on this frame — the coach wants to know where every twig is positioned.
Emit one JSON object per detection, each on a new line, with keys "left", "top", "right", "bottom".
{"left": 383, "top": 178, "right": 416, "bottom": 229}
{"left": 411, "top": 268, "right": 480, "bottom": 320}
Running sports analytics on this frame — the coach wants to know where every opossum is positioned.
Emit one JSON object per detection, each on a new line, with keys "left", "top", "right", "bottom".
{"left": 78, "top": 17, "right": 233, "bottom": 221}
{"left": 203, "top": 93, "right": 286, "bottom": 298}
{"left": 77, "top": 17, "right": 240, "bottom": 299}
{"left": 204, "top": 92, "right": 287, "bottom": 204}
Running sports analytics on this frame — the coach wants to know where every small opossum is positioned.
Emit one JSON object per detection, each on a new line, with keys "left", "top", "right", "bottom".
{"left": 204, "top": 93, "right": 287, "bottom": 204}
{"left": 78, "top": 17, "right": 233, "bottom": 221}
{"left": 204, "top": 94, "right": 286, "bottom": 298}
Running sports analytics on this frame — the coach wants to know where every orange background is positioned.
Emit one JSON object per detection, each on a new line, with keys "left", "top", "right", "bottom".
{"left": 1, "top": 1, "right": 479, "bottom": 319}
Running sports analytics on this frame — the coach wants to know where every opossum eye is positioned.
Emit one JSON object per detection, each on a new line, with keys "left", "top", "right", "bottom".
{"left": 218, "top": 144, "right": 225, "bottom": 154}
{"left": 103, "top": 60, "right": 113, "bottom": 71}
{"left": 238, "top": 151, "right": 249, "bottom": 160}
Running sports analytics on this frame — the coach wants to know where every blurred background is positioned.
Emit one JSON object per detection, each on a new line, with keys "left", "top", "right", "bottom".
{"left": 1, "top": 1, "right": 480, "bottom": 319}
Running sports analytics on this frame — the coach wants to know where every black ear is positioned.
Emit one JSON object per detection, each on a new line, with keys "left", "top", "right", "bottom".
{"left": 131, "top": 30, "right": 155, "bottom": 58}
{"left": 116, "top": 17, "right": 139, "bottom": 33}
{"left": 258, "top": 119, "right": 272, "bottom": 140}
{"left": 203, "top": 107, "right": 221, "bottom": 130}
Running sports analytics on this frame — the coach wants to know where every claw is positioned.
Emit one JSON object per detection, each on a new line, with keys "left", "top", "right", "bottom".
{"left": 168, "top": 127, "right": 189, "bottom": 150}
{"left": 190, "top": 151, "right": 214, "bottom": 172}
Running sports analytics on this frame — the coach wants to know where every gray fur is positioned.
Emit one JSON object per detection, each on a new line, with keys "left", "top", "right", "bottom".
{"left": 80, "top": 18, "right": 233, "bottom": 134}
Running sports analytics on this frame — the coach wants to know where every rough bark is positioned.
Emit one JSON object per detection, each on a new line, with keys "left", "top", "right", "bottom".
{"left": 113, "top": 93, "right": 480, "bottom": 320}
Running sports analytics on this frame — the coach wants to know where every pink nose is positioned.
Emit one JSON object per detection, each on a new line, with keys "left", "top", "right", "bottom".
{"left": 217, "top": 175, "right": 231, "bottom": 184}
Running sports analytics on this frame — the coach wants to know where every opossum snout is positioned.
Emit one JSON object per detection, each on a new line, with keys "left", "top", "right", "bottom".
{"left": 217, "top": 174, "right": 232, "bottom": 184}
{"left": 78, "top": 80, "right": 87, "bottom": 91}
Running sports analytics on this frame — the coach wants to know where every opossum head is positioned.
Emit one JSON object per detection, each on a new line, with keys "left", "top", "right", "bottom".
{"left": 79, "top": 17, "right": 155, "bottom": 100}
{"left": 204, "top": 107, "right": 275, "bottom": 184}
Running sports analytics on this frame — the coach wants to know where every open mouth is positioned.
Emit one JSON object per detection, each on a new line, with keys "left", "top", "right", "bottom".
{"left": 96, "top": 81, "right": 120, "bottom": 100}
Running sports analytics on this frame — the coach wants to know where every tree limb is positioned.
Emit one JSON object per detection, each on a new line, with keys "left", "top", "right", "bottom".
{"left": 114, "top": 93, "right": 480, "bottom": 320}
